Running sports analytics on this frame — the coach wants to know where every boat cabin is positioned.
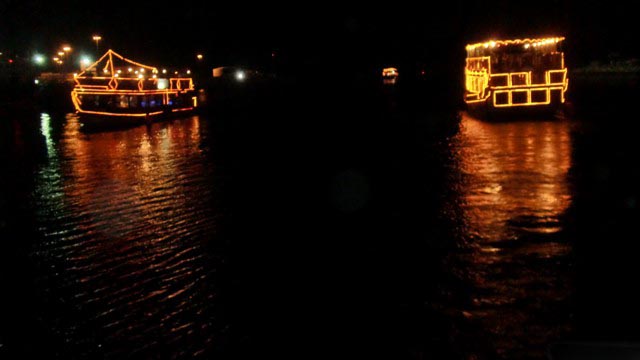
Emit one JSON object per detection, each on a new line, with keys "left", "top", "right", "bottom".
{"left": 464, "top": 37, "right": 568, "bottom": 110}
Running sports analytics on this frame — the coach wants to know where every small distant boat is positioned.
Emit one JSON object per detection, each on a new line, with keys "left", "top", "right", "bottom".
{"left": 70, "top": 49, "right": 197, "bottom": 126}
{"left": 382, "top": 67, "right": 398, "bottom": 78}
{"left": 464, "top": 37, "right": 569, "bottom": 114}
{"left": 382, "top": 67, "right": 398, "bottom": 84}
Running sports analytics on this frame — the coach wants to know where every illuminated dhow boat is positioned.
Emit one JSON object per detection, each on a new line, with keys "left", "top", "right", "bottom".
{"left": 71, "top": 49, "right": 197, "bottom": 124}
{"left": 464, "top": 37, "right": 569, "bottom": 112}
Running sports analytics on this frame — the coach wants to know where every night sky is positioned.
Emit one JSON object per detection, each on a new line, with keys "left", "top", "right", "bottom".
{"left": 1, "top": 0, "right": 636, "bottom": 69}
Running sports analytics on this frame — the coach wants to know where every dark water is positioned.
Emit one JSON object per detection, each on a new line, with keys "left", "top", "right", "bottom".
{"left": 1, "top": 80, "right": 640, "bottom": 359}
{"left": 1, "top": 114, "right": 228, "bottom": 358}
{"left": 442, "top": 114, "right": 574, "bottom": 358}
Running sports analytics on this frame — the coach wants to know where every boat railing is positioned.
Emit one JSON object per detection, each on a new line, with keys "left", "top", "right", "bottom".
{"left": 73, "top": 76, "right": 195, "bottom": 93}
{"left": 169, "top": 78, "right": 194, "bottom": 92}
{"left": 490, "top": 69, "right": 568, "bottom": 107}
{"left": 74, "top": 84, "right": 110, "bottom": 90}
{"left": 465, "top": 64, "right": 568, "bottom": 107}
{"left": 488, "top": 69, "right": 567, "bottom": 88}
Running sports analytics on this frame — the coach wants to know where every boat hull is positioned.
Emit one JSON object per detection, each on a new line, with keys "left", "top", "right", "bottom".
{"left": 465, "top": 99, "right": 565, "bottom": 120}
{"left": 71, "top": 89, "right": 196, "bottom": 129}
{"left": 76, "top": 107, "right": 195, "bottom": 129}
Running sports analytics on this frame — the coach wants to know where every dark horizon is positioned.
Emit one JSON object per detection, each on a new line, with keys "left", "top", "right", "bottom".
{"left": 1, "top": 0, "right": 637, "bottom": 69}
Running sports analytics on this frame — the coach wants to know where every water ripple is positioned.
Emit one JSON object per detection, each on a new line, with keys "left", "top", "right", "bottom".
{"left": 30, "top": 115, "right": 226, "bottom": 358}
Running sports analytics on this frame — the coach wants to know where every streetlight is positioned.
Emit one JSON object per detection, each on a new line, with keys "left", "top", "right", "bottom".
{"left": 92, "top": 35, "right": 102, "bottom": 52}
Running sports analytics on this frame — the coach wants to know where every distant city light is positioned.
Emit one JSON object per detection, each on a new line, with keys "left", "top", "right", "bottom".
{"left": 128, "top": 68, "right": 133, "bottom": 72}
{"left": 92, "top": 35, "right": 102, "bottom": 51}
{"left": 33, "top": 54, "right": 46, "bottom": 65}
{"left": 63, "top": 46, "right": 71, "bottom": 52}
{"left": 58, "top": 51, "right": 64, "bottom": 56}
{"left": 34, "top": 79, "right": 39, "bottom": 84}
{"left": 196, "top": 54, "right": 203, "bottom": 60}
{"left": 53, "top": 57, "right": 59, "bottom": 61}
{"left": 162, "top": 69, "right": 167, "bottom": 74}
{"left": 236, "top": 71, "right": 245, "bottom": 81}
{"left": 138, "top": 74, "right": 143, "bottom": 79}
{"left": 186, "top": 70, "right": 191, "bottom": 74}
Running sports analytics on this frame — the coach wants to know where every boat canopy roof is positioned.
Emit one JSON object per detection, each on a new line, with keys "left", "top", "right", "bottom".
{"left": 76, "top": 49, "right": 158, "bottom": 79}
{"left": 466, "top": 37, "right": 565, "bottom": 57}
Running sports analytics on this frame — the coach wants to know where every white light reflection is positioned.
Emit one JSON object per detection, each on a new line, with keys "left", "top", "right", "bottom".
{"left": 40, "top": 113, "right": 56, "bottom": 158}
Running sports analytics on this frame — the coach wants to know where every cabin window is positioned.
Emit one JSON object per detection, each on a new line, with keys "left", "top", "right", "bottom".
{"left": 549, "top": 71, "right": 565, "bottom": 84}
{"left": 512, "top": 91, "right": 528, "bottom": 104}
{"left": 117, "top": 95, "right": 128, "bottom": 108}
{"left": 531, "top": 90, "right": 547, "bottom": 103}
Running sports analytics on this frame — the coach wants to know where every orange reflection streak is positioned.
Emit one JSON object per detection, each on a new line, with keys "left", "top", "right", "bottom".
{"left": 29, "top": 114, "right": 218, "bottom": 343}
{"left": 443, "top": 112, "right": 574, "bottom": 357}
{"left": 60, "top": 115, "right": 206, "bottom": 240}
{"left": 455, "top": 112, "right": 572, "bottom": 241}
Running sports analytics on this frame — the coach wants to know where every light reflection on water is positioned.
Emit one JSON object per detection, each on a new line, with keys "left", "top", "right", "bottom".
{"left": 443, "top": 112, "right": 574, "bottom": 359}
{"left": 31, "top": 115, "right": 225, "bottom": 358}
{"left": 457, "top": 112, "right": 572, "bottom": 241}
{"left": 7, "top": 109, "right": 578, "bottom": 359}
